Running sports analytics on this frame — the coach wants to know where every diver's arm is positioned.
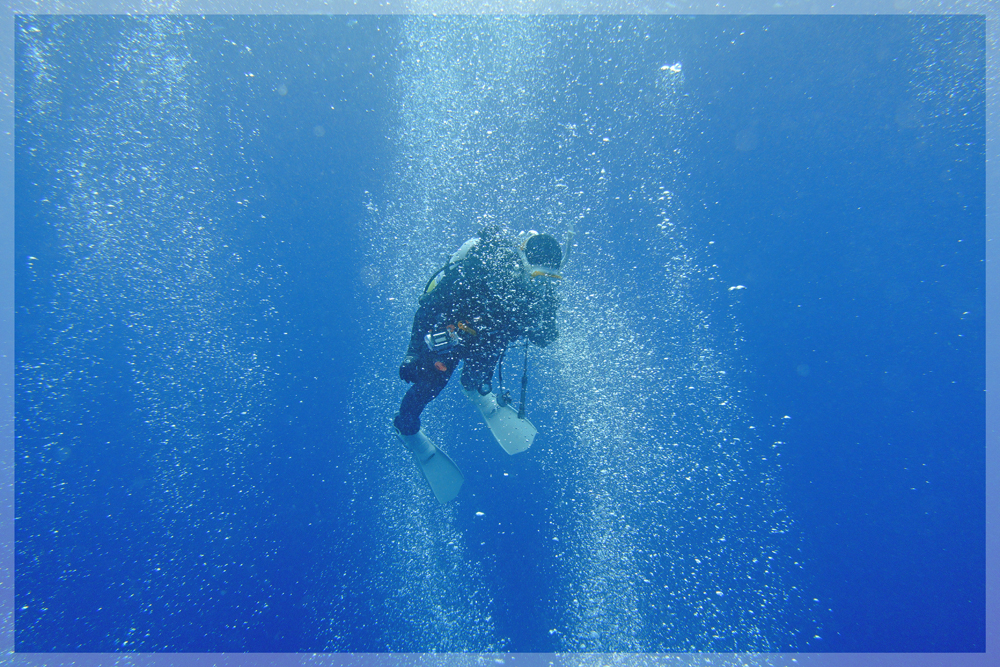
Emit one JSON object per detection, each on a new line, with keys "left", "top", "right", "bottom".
{"left": 399, "top": 309, "right": 431, "bottom": 382}
{"left": 400, "top": 297, "right": 431, "bottom": 358}
{"left": 400, "top": 274, "right": 472, "bottom": 381}
{"left": 525, "top": 293, "right": 559, "bottom": 347}
{"left": 399, "top": 284, "right": 447, "bottom": 382}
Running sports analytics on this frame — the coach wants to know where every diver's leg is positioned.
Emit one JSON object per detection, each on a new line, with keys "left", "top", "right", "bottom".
{"left": 394, "top": 357, "right": 455, "bottom": 435}
{"left": 460, "top": 343, "right": 505, "bottom": 395}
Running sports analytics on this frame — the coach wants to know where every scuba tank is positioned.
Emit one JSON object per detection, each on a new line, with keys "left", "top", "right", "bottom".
{"left": 422, "top": 236, "right": 479, "bottom": 296}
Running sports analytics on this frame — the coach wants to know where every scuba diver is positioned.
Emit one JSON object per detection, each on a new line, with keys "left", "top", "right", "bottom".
{"left": 393, "top": 224, "right": 563, "bottom": 503}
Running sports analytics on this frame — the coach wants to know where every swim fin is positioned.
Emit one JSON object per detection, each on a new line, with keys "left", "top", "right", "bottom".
{"left": 463, "top": 387, "right": 537, "bottom": 455}
{"left": 394, "top": 427, "right": 464, "bottom": 504}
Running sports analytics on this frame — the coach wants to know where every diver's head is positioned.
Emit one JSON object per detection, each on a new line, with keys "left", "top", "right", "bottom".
{"left": 518, "top": 231, "right": 563, "bottom": 280}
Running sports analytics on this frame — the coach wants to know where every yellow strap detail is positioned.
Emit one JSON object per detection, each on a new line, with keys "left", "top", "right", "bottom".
{"left": 456, "top": 321, "right": 478, "bottom": 336}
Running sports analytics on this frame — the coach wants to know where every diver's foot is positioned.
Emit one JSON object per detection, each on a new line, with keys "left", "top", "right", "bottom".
{"left": 394, "top": 427, "right": 436, "bottom": 463}
{"left": 393, "top": 413, "right": 419, "bottom": 437}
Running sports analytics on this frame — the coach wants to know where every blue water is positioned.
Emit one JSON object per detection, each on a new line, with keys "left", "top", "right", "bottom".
{"left": 14, "top": 14, "right": 984, "bottom": 653}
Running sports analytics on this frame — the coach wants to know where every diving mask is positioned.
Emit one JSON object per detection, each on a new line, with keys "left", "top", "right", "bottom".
{"left": 517, "top": 230, "right": 563, "bottom": 281}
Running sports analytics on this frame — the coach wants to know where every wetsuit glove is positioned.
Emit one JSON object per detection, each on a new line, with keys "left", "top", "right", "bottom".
{"left": 399, "top": 355, "right": 421, "bottom": 383}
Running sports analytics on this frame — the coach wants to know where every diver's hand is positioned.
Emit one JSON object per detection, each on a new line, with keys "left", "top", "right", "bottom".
{"left": 399, "top": 355, "right": 421, "bottom": 383}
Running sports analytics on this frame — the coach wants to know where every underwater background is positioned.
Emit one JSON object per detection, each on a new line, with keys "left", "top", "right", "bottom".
{"left": 13, "top": 13, "right": 984, "bottom": 654}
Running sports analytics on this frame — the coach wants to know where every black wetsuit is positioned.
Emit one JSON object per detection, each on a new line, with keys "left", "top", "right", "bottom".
{"left": 394, "top": 233, "right": 559, "bottom": 436}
